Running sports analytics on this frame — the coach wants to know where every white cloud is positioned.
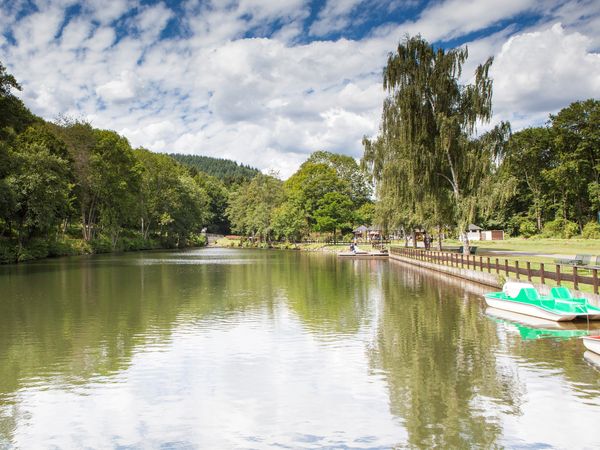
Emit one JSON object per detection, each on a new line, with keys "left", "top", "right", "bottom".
{"left": 96, "top": 70, "right": 139, "bottom": 103}
{"left": 492, "top": 23, "right": 600, "bottom": 129}
{"left": 0, "top": 1, "right": 598, "bottom": 178}
{"left": 309, "top": 0, "right": 364, "bottom": 36}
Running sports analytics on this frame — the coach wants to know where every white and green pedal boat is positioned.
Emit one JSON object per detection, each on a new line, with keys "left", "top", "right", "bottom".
{"left": 484, "top": 282, "right": 600, "bottom": 322}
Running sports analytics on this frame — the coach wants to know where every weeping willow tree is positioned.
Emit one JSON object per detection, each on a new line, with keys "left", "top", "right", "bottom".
{"left": 363, "top": 35, "right": 509, "bottom": 253}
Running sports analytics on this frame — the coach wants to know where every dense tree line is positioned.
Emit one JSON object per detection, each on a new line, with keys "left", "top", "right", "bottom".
{"left": 362, "top": 35, "right": 600, "bottom": 248}
{"left": 226, "top": 151, "right": 374, "bottom": 244}
{"left": 0, "top": 63, "right": 225, "bottom": 263}
{"left": 0, "top": 60, "right": 374, "bottom": 262}
{"left": 170, "top": 153, "right": 260, "bottom": 185}
{"left": 490, "top": 99, "right": 600, "bottom": 238}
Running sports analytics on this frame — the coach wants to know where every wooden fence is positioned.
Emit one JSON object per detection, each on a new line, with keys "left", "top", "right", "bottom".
{"left": 389, "top": 246, "right": 600, "bottom": 294}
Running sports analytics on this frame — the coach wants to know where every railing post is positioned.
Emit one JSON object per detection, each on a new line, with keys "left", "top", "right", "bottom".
{"left": 556, "top": 264, "right": 561, "bottom": 286}
{"left": 594, "top": 269, "right": 598, "bottom": 295}
{"left": 495, "top": 258, "right": 499, "bottom": 274}
{"left": 515, "top": 261, "right": 520, "bottom": 279}
{"left": 479, "top": 256, "right": 483, "bottom": 272}
{"left": 461, "top": 254, "right": 464, "bottom": 268}
{"left": 486, "top": 257, "right": 491, "bottom": 273}
{"left": 505, "top": 259, "right": 509, "bottom": 277}
{"left": 573, "top": 266, "right": 578, "bottom": 291}
{"left": 540, "top": 263, "right": 545, "bottom": 285}
{"left": 527, "top": 262, "right": 531, "bottom": 281}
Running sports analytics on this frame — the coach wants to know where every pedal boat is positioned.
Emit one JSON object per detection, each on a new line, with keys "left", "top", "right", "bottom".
{"left": 484, "top": 282, "right": 600, "bottom": 322}
{"left": 582, "top": 336, "right": 600, "bottom": 355}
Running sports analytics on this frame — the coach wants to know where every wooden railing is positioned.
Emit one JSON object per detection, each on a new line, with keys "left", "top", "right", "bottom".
{"left": 389, "top": 246, "right": 600, "bottom": 294}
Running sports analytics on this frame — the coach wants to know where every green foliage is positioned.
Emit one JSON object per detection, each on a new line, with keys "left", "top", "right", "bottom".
{"left": 0, "top": 239, "right": 16, "bottom": 264}
{"left": 355, "top": 202, "right": 375, "bottom": 226}
{"left": 362, "top": 35, "right": 508, "bottom": 252}
{"left": 91, "top": 235, "right": 113, "bottom": 253}
{"left": 170, "top": 153, "right": 260, "bottom": 185}
{"left": 0, "top": 62, "right": 38, "bottom": 140}
{"left": 47, "top": 237, "right": 92, "bottom": 257}
{"left": 16, "top": 238, "right": 49, "bottom": 262}
{"left": 313, "top": 192, "right": 354, "bottom": 239}
{"left": 306, "top": 151, "right": 371, "bottom": 206}
{"left": 194, "top": 173, "right": 230, "bottom": 233}
{"left": 272, "top": 202, "right": 305, "bottom": 242}
{"left": 519, "top": 220, "right": 537, "bottom": 238}
{"left": 541, "top": 218, "right": 580, "bottom": 239}
{"left": 7, "top": 134, "right": 72, "bottom": 240}
{"left": 494, "top": 100, "right": 600, "bottom": 233}
{"left": 582, "top": 221, "right": 600, "bottom": 239}
{"left": 227, "top": 173, "right": 284, "bottom": 241}
{"left": 285, "top": 161, "right": 349, "bottom": 224}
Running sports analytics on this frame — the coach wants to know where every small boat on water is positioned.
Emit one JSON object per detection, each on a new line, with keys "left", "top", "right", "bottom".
{"left": 484, "top": 282, "right": 600, "bottom": 322}
{"left": 582, "top": 335, "right": 600, "bottom": 355}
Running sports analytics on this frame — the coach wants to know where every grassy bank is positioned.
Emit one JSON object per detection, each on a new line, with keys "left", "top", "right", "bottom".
{"left": 449, "top": 238, "right": 600, "bottom": 256}
{"left": 213, "top": 238, "right": 352, "bottom": 253}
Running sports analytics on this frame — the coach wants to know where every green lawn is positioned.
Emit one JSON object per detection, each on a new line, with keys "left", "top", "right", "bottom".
{"left": 443, "top": 238, "right": 600, "bottom": 256}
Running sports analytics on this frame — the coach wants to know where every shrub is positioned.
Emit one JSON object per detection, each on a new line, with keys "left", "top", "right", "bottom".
{"left": 71, "top": 239, "right": 93, "bottom": 255}
{"left": 47, "top": 237, "right": 91, "bottom": 257}
{"left": 91, "top": 235, "right": 112, "bottom": 253}
{"left": 17, "top": 238, "right": 49, "bottom": 262}
{"left": 564, "top": 221, "right": 580, "bottom": 238}
{"left": 583, "top": 221, "right": 600, "bottom": 239}
{"left": 187, "top": 233, "right": 207, "bottom": 247}
{"left": 519, "top": 220, "right": 537, "bottom": 238}
{"left": 0, "top": 240, "right": 16, "bottom": 264}
{"left": 541, "top": 218, "right": 580, "bottom": 238}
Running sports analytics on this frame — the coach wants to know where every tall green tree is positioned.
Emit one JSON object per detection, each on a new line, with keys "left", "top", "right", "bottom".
{"left": 496, "top": 128, "right": 553, "bottom": 231}
{"left": 0, "top": 61, "right": 37, "bottom": 141}
{"left": 313, "top": 192, "right": 354, "bottom": 243}
{"left": 306, "top": 151, "right": 371, "bottom": 207}
{"left": 285, "top": 161, "right": 349, "bottom": 227}
{"left": 135, "top": 148, "right": 185, "bottom": 239}
{"left": 7, "top": 135, "right": 72, "bottom": 245}
{"left": 91, "top": 130, "right": 141, "bottom": 247}
{"left": 363, "top": 35, "right": 508, "bottom": 253}
{"left": 227, "top": 173, "right": 284, "bottom": 242}
{"left": 549, "top": 99, "right": 600, "bottom": 229}
{"left": 272, "top": 202, "right": 306, "bottom": 243}
{"left": 194, "top": 173, "right": 229, "bottom": 233}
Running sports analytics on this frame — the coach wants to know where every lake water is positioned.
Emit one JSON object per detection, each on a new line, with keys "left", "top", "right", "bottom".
{"left": 1, "top": 248, "right": 599, "bottom": 449}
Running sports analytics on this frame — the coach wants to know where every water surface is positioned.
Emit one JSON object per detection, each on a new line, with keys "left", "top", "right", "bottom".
{"left": 1, "top": 248, "right": 599, "bottom": 448}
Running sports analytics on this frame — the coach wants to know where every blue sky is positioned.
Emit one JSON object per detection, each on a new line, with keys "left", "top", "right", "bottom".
{"left": 1, "top": 0, "right": 599, "bottom": 177}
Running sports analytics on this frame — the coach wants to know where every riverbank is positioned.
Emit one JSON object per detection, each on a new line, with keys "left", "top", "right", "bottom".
{"left": 212, "top": 237, "right": 356, "bottom": 253}
{"left": 0, "top": 234, "right": 207, "bottom": 264}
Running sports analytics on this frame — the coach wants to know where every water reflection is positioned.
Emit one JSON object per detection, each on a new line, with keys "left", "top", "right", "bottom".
{"left": 486, "top": 307, "right": 600, "bottom": 340}
{"left": 0, "top": 249, "right": 599, "bottom": 448}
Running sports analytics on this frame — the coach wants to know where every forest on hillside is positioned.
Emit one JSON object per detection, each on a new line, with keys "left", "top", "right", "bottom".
{"left": 169, "top": 154, "right": 260, "bottom": 185}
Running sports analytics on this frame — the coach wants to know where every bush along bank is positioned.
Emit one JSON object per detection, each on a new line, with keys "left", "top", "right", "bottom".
{"left": 0, "top": 232, "right": 207, "bottom": 264}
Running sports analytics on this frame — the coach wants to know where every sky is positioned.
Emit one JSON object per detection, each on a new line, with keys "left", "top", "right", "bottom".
{"left": 1, "top": 0, "right": 599, "bottom": 178}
